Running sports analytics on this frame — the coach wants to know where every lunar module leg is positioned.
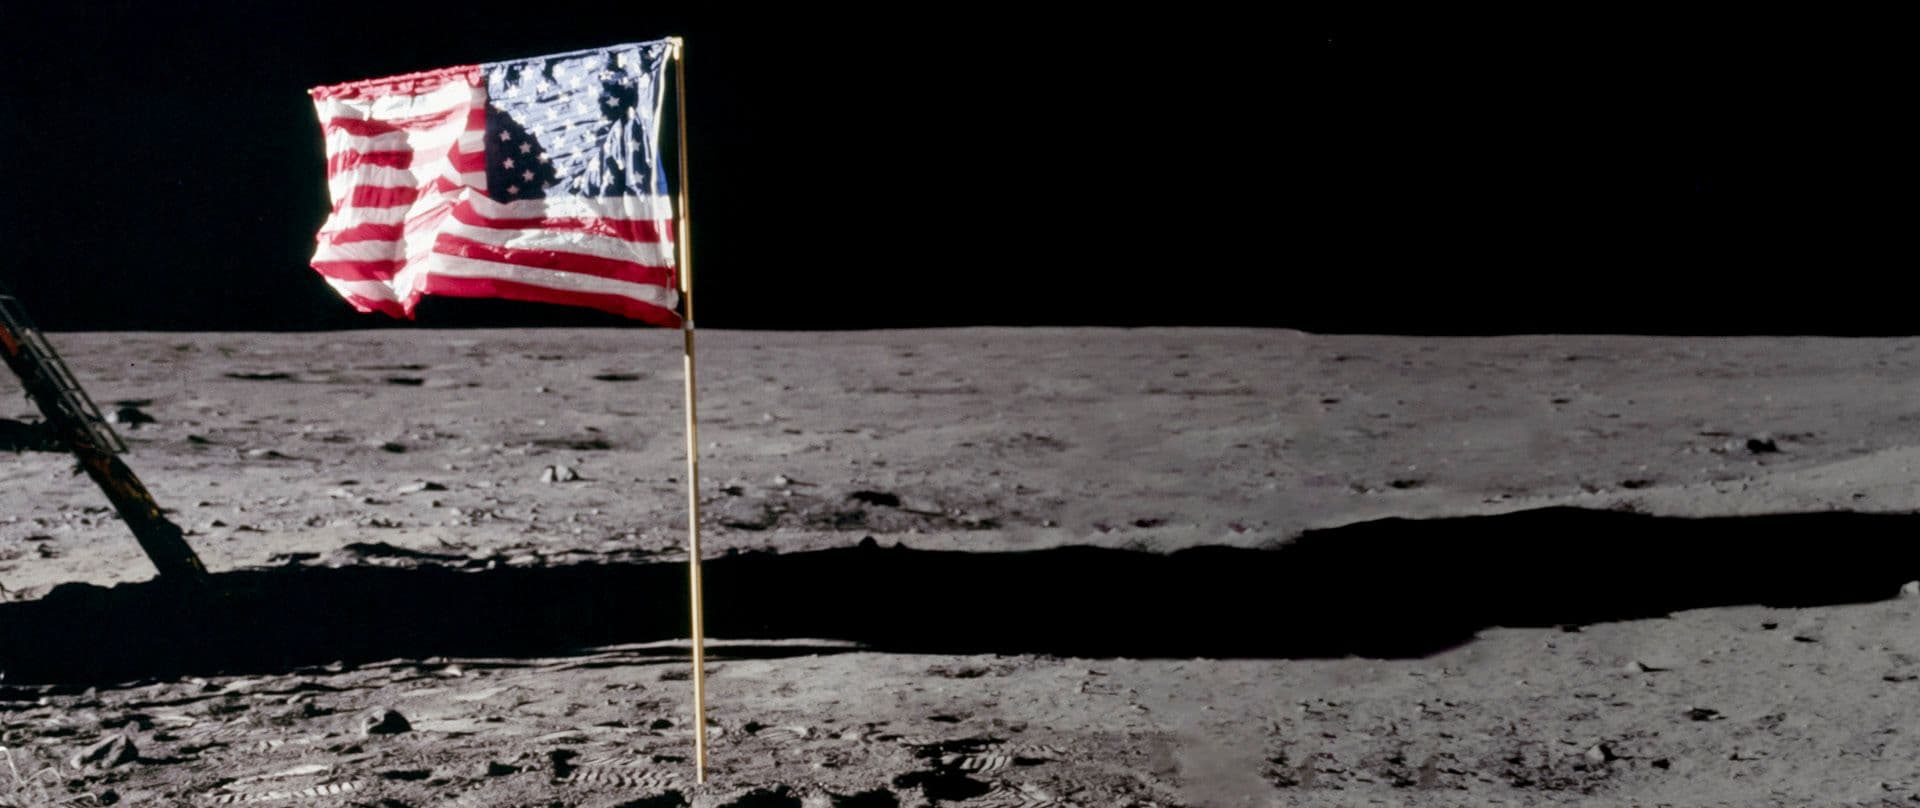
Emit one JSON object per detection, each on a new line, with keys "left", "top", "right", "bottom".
{"left": 0, "top": 284, "right": 207, "bottom": 583}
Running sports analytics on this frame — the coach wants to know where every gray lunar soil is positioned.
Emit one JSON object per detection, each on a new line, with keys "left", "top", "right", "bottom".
{"left": 5, "top": 328, "right": 1920, "bottom": 806}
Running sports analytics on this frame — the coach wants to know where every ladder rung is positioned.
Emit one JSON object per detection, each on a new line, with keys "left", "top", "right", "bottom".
{"left": 0, "top": 290, "right": 127, "bottom": 454}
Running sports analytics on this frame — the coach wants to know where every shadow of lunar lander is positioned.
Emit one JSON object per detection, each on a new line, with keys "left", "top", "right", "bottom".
{"left": 3, "top": 506, "right": 1918, "bottom": 684}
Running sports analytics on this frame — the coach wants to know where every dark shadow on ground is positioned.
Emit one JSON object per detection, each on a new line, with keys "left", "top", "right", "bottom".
{"left": 3, "top": 506, "right": 1918, "bottom": 683}
{"left": 0, "top": 417, "right": 60, "bottom": 452}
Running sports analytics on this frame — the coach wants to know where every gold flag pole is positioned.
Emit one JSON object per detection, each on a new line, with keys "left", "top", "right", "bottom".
{"left": 666, "top": 35, "right": 710, "bottom": 785}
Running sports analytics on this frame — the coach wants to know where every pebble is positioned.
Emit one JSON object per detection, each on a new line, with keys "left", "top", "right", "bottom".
{"left": 359, "top": 707, "right": 412, "bottom": 736}
{"left": 541, "top": 464, "right": 579, "bottom": 483}
{"left": 71, "top": 734, "right": 138, "bottom": 769}
{"left": 107, "top": 406, "right": 155, "bottom": 427}
{"left": 396, "top": 481, "right": 447, "bottom": 494}
{"left": 1584, "top": 742, "right": 1615, "bottom": 765}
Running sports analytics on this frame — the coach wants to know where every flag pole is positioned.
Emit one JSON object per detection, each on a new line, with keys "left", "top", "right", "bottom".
{"left": 666, "top": 35, "right": 710, "bottom": 786}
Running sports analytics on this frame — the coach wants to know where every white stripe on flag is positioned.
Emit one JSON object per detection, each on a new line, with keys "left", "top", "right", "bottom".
{"left": 440, "top": 220, "right": 675, "bottom": 265}
{"left": 315, "top": 81, "right": 477, "bottom": 125}
{"left": 464, "top": 193, "right": 676, "bottom": 222}
{"left": 426, "top": 254, "right": 678, "bottom": 307}
{"left": 327, "top": 127, "right": 464, "bottom": 157}
{"left": 326, "top": 276, "right": 407, "bottom": 302}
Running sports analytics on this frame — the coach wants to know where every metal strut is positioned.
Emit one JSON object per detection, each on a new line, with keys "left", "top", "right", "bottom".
{"left": 0, "top": 282, "right": 207, "bottom": 583}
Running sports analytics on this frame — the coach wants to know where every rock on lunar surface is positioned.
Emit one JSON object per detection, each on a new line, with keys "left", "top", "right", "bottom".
{"left": 358, "top": 707, "right": 412, "bottom": 736}
{"left": 71, "top": 734, "right": 138, "bottom": 769}
{"left": 106, "top": 405, "right": 155, "bottom": 427}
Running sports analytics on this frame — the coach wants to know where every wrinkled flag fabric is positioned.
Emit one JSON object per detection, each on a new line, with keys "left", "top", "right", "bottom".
{"left": 309, "top": 40, "right": 679, "bottom": 326}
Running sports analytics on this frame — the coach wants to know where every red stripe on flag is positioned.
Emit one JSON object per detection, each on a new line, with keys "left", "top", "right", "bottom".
{"left": 327, "top": 150, "right": 412, "bottom": 177}
{"left": 340, "top": 293, "right": 416, "bottom": 319}
{"left": 449, "top": 147, "right": 487, "bottom": 173}
{"left": 324, "top": 106, "right": 463, "bottom": 138}
{"left": 420, "top": 275, "right": 682, "bottom": 328}
{"left": 310, "top": 65, "right": 480, "bottom": 101}
{"left": 312, "top": 260, "right": 405, "bottom": 281}
{"left": 449, "top": 201, "right": 673, "bottom": 243}
{"left": 346, "top": 185, "right": 420, "bottom": 208}
{"left": 320, "top": 200, "right": 449, "bottom": 241}
{"left": 317, "top": 223, "right": 403, "bottom": 244}
{"left": 325, "top": 117, "right": 400, "bottom": 137}
{"left": 431, "top": 235, "right": 675, "bottom": 287}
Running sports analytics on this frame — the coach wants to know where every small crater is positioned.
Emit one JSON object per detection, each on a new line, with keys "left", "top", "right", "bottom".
{"left": 617, "top": 791, "right": 690, "bottom": 808}
{"left": 378, "top": 769, "right": 431, "bottom": 781}
{"left": 891, "top": 770, "right": 989, "bottom": 803}
{"left": 823, "top": 789, "right": 897, "bottom": 808}
{"left": 721, "top": 787, "right": 802, "bottom": 808}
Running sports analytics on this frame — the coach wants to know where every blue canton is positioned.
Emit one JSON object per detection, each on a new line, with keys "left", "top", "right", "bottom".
{"left": 481, "top": 41, "right": 670, "bottom": 201}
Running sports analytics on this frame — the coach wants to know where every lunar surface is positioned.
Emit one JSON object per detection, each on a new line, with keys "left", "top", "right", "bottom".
{"left": 5, "top": 328, "right": 1920, "bottom": 806}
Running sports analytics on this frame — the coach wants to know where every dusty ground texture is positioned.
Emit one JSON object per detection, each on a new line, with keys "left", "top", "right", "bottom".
{"left": 4, "top": 328, "right": 1920, "bottom": 806}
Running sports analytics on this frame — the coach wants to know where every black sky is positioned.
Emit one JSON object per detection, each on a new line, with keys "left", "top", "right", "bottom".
{"left": 0, "top": 6, "right": 1899, "bottom": 334}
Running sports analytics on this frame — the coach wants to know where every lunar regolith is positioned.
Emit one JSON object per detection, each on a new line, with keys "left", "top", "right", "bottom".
{"left": 5, "top": 328, "right": 1920, "bottom": 806}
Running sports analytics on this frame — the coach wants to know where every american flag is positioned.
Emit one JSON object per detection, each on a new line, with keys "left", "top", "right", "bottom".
{"left": 309, "top": 41, "right": 680, "bottom": 326}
